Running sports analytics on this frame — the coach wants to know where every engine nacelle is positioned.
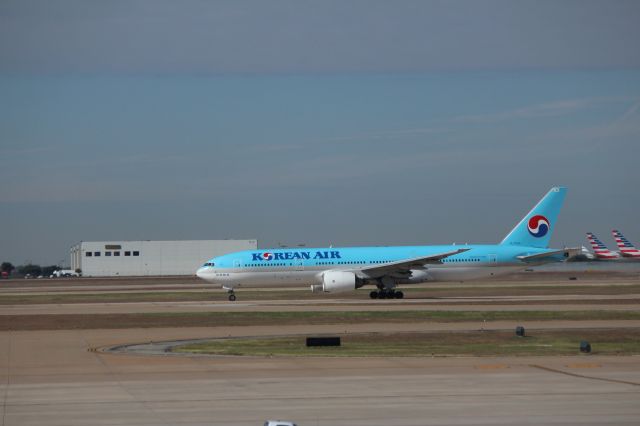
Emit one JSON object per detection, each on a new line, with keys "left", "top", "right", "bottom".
{"left": 318, "top": 271, "right": 357, "bottom": 293}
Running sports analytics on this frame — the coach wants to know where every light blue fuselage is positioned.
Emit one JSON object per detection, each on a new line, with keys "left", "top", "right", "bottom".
{"left": 196, "top": 187, "right": 570, "bottom": 293}
{"left": 196, "top": 244, "right": 565, "bottom": 288}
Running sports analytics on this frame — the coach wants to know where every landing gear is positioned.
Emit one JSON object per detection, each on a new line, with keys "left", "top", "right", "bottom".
{"left": 223, "top": 286, "right": 236, "bottom": 302}
{"left": 369, "top": 289, "right": 404, "bottom": 299}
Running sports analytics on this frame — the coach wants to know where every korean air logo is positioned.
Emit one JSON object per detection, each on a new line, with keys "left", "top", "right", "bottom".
{"left": 527, "top": 215, "right": 550, "bottom": 238}
{"left": 261, "top": 252, "right": 273, "bottom": 261}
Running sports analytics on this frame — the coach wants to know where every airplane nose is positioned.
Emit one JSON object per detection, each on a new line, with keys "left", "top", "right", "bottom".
{"left": 196, "top": 267, "right": 210, "bottom": 280}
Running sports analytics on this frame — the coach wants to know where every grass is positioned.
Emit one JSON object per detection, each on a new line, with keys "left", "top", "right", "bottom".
{"left": 172, "top": 329, "right": 640, "bottom": 357}
{"left": 146, "top": 310, "right": 640, "bottom": 323}
{"left": 3, "top": 310, "right": 640, "bottom": 331}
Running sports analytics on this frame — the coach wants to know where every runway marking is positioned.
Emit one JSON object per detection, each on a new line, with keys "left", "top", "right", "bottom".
{"left": 530, "top": 364, "right": 640, "bottom": 386}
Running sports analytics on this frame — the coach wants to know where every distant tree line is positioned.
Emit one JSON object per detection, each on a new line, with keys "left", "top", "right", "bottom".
{"left": 1, "top": 262, "right": 64, "bottom": 278}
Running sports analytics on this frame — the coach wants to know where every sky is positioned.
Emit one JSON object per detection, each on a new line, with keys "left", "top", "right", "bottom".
{"left": 1, "top": 0, "right": 640, "bottom": 265}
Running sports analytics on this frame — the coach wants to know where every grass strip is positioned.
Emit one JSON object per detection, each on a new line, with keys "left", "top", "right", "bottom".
{"left": 172, "top": 329, "right": 640, "bottom": 357}
{"left": 2, "top": 310, "right": 640, "bottom": 331}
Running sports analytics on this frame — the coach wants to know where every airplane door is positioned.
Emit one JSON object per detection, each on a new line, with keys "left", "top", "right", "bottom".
{"left": 488, "top": 254, "right": 497, "bottom": 264}
{"left": 233, "top": 259, "right": 241, "bottom": 268}
{"left": 295, "top": 260, "right": 304, "bottom": 271}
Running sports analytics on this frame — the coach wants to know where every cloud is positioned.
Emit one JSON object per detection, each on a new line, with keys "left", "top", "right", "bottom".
{"left": 451, "top": 96, "right": 638, "bottom": 124}
{"left": 614, "top": 100, "right": 640, "bottom": 124}
{"left": 320, "top": 127, "right": 448, "bottom": 143}
{"left": 0, "top": 145, "right": 56, "bottom": 155}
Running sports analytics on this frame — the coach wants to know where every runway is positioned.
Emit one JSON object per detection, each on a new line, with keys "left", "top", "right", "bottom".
{"left": 1, "top": 326, "right": 639, "bottom": 425}
{"left": 1, "top": 274, "right": 639, "bottom": 425}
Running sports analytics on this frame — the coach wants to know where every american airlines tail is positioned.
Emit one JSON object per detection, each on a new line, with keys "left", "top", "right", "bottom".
{"left": 612, "top": 230, "right": 640, "bottom": 258}
{"left": 586, "top": 233, "right": 619, "bottom": 260}
{"left": 500, "top": 187, "right": 566, "bottom": 248}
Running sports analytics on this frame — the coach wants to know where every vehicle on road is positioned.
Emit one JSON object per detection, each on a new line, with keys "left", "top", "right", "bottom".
{"left": 51, "top": 269, "right": 80, "bottom": 278}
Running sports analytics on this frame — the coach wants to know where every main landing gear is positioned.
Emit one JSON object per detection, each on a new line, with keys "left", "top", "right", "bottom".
{"left": 369, "top": 289, "right": 404, "bottom": 299}
{"left": 223, "top": 286, "right": 236, "bottom": 302}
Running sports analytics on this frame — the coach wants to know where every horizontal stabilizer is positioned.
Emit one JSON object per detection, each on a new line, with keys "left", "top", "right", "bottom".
{"left": 517, "top": 247, "right": 581, "bottom": 262}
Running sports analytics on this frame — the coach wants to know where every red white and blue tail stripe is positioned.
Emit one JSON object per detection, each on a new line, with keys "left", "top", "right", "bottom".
{"left": 612, "top": 230, "right": 640, "bottom": 258}
{"left": 586, "top": 233, "right": 619, "bottom": 259}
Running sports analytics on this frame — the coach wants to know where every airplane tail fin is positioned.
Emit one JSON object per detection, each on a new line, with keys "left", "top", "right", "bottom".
{"left": 586, "top": 232, "right": 618, "bottom": 259}
{"left": 500, "top": 187, "right": 566, "bottom": 248}
{"left": 612, "top": 230, "right": 640, "bottom": 257}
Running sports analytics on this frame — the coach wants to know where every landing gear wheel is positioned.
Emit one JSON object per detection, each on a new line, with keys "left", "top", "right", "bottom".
{"left": 228, "top": 293, "right": 236, "bottom": 302}
{"left": 369, "top": 291, "right": 379, "bottom": 299}
{"left": 395, "top": 291, "right": 404, "bottom": 299}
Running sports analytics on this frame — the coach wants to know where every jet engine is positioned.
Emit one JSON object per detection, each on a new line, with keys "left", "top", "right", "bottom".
{"left": 313, "top": 271, "right": 358, "bottom": 293}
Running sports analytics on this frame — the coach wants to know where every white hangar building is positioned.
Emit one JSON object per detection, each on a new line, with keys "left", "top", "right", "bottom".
{"left": 70, "top": 239, "right": 257, "bottom": 277}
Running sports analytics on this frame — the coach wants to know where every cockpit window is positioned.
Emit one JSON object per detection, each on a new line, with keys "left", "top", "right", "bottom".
{"left": 203, "top": 262, "right": 215, "bottom": 267}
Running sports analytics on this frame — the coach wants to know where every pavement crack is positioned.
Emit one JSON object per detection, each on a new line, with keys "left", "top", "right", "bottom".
{"left": 79, "top": 332, "right": 172, "bottom": 425}
{"left": 530, "top": 364, "right": 640, "bottom": 386}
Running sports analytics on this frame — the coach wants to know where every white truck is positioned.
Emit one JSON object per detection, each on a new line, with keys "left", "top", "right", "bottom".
{"left": 263, "top": 422, "right": 297, "bottom": 426}
{"left": 51, "top": 269, "right": 80, "bottom": 278}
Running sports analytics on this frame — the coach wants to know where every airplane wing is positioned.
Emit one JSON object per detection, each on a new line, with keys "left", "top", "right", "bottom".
{"left": 357, "top": 248, "right": 470, "bottom": 278}
{"left": 517, "top": 247, "right": 581, "bottom": 262}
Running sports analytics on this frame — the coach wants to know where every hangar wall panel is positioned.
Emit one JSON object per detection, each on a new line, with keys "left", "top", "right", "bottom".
{"left": 70, "top": 240, "right": 256, "bottom": 277}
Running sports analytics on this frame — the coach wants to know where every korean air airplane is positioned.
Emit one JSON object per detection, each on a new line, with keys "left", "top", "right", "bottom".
{"left": 197, "top": 187, "right": 576, "bottom": 301}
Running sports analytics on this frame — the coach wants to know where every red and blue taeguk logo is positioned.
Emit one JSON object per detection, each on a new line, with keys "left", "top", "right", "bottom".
{"left": 527, "top": 215, "right": 550, "bottom": 238}
{"left": 261, "top": 252, "right": 274, "bottom": 261}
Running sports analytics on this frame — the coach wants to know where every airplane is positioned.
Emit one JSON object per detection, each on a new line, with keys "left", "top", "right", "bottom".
{"left": 570, "top": 245, "right": 597, "bottom": 261}
{"left": 197, "top": 187, "right": 577, "bottom": 301}
{"left": 612, "top": 230, "right": 640, "bottom": 258}
{"left": 585, "top": 232, "right": 620, "bottom": 260}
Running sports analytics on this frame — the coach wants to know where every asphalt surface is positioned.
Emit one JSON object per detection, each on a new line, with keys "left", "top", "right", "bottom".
{"left": 2, "top": 296, "right": 640, "bottom": 315}
{"left": 1, "top": 274, "right": 639, "bottom": 425}
{"left": 1, "top": 326, "right": 640, "bottom": 426}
